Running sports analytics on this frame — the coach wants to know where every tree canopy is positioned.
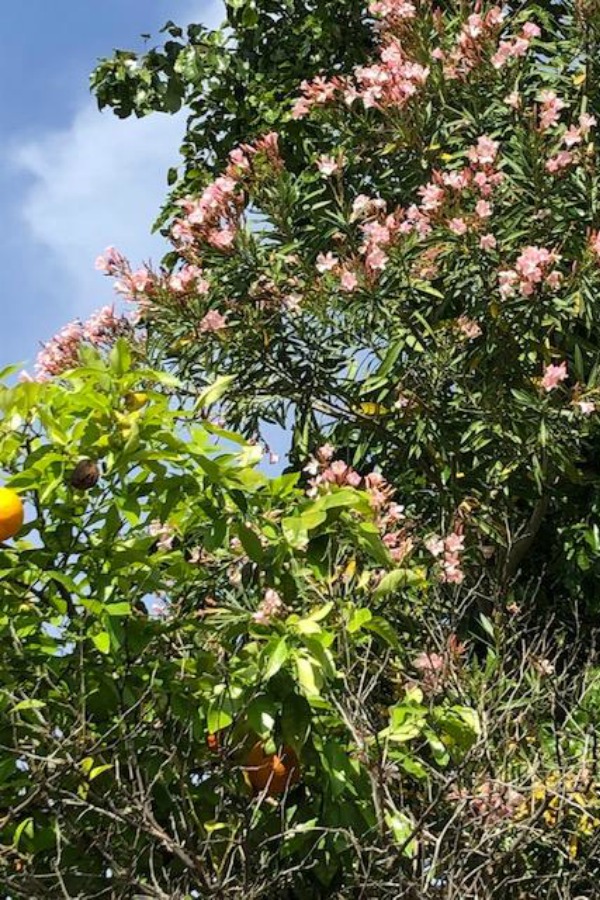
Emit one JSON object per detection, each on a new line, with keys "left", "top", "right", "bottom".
{"left": 2, "top": 1, "right": 600, "bottom": 897}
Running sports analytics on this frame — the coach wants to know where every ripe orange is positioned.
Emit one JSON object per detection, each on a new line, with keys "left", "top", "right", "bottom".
{"left": 0, "top": 488, "right": 24, "bottom": 542}
{"left": 206, "top": 732, "right": 222, "bottom": 753}
{"left": 244, "top": 741, "right": 300, "bottom": 796}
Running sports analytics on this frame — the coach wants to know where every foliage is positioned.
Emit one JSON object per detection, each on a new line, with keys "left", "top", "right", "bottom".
{"left": 4, "top": 0, "right": 600, "bottom": 896}
{"left": 90, "top": 0, "right": 600, "bottom": 617}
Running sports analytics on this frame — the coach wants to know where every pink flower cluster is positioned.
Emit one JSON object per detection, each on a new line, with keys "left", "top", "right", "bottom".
{"left": 96, "top": 246, "right": 210, "bottom": 308}
{"left": 360, "top": 204, "right": 404, "bottom": 275}
{"left": 198, "top": 310, "right": 228, "bottom": 333}
{"left": 305, "top": 445, "right": 410, "bottom": 563}
{"left": 425, "top": 531, "right": 465, "bottom": 584}
{"left": 353, "top": 39, "right": 429, "bottom": 110}
{"left": 456, "top": 316, "right": 482, "bottom": 340}
{"left": 369, "top": 0, "right": 416, "bottom": 30}
{"left": 546, "top": 113, "right": 596, "bottom": 174}
{"left": 171, "top": 133, "right": 283, "bottom": 252}
{"left": 402, "top": 136, "right": 502, "bottom": 240}
{"left": 499, "top": 246, "right": 562, "bottom": 299}
{"left": 291, "top": 30, "right": 428, "bottom": 118}
{"left": 35, "top": 306, "right": 131, "bottom": 381}
{"left": 439, "top": 6, "right": 505, "bottom": 80}
{"left": 449, "top": 780, "right": 525, "bottom": 825}
{"left": 541, "top": 361, "right": 567, "bottom": 392}
{"left": 538, "top": 90, "right": 565, "bottom": 131}
{"left": 411, "top": 633, "right": 467, "bottom": 694}
{"left": 252, "top": 588, "right": 286, "bottom": 625}
{"left": 490, "top": 20, "right": 540, "bottom": 69}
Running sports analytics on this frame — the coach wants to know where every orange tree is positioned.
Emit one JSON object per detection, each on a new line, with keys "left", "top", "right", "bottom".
{"left": 0, "top": 345, "right": 488, "bottom": 897}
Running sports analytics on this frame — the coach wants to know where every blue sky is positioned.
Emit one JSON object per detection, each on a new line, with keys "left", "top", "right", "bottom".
{"left": 0, "top": 0, "right": 223, "bottom": 372}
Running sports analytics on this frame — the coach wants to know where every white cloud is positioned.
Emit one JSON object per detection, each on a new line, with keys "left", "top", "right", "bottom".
{"left": 11, "top": 0, "right": 225, "bottom": 321}
{"left": 14, "top": 106, "right": 183, "bottom": 315}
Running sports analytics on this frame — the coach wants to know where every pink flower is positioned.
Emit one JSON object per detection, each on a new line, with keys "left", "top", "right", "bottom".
{"left": 316, "top": 251, "right": 339, "bottom": 273}
{"left": 505, "top": 91, "right": 521, "bottom": 110}
{"left": 475, "top": 199, "right": 492, "bottom": 219}
{"left": 340, "top": 270, "right": 359, "bottom": 292}
{"left": 480, "top": 233, "right": 497, "bottom": 251}
{"left": 425, "top": 535, "right": 444, "bottom": 557}
{"left": 95, "top": 246, "right": 126, "bottom": 273}
{"left": 538, "top": 90, "right": 565, "bottom": 131}
{"left": 468, "top": 136, "right": 499, "bottom": 167}
{"left": 456, "top": 316, "right": 482, "bottom": 339}
{"left": 208, "top": 227, "right": 236, "bottom": 250}
{"left": 198, "top": 310, "right": 228, "bottom": 333}
{"left": 522, "top": 21, "right": 541, "bottom": 39}
{"left": 365, "top": 245, "right": 389, "bottom": 272}
{"left": 579, "top": 112, "right": 597, "bottom": 133}
{"left": 590, "top": 231, "right": 600, "bottom": 258}
{"left": 545, "top": 150, "right": 573, "bottom": 173}
{"left": 577, "top": 400, "right": 595, "bottom": 415}
{"left": 252, "top": 588, "right": 285, "bottom": 625}
{"left": 563, "top": 126, "right": 583, "bottom": 148}
{"left": 448, "top": 217, "right": 467, "bottom": 236}
{"left": 317, "top": 155, "right": 342, "bottom": 176}
{"left": 541, "top": 361, "right": 568, "bottom": 392}
{"left": 418, "top": 182, "right": 445, "bottom": 212}
{"left": 369, "top": 0, "right": 416, "bottom": 21}
{"left": 413, "top": 651, "right": 445, "bottom": 673}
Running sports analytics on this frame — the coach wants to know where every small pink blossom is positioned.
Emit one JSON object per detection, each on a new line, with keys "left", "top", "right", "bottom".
{"left": 475, "top": 200, "right": 492, "bottom": 219}
{"left": 563, "top": 126, "right": 583, "bottom": 148}
{"left": 198, "top": 310, "right": 228, "bottom": 333}
{"left": 317, "top": 154, "right": 342, "bottom": 176}
{"left": 316, "top": 251, "right": 339, "bottom": 273}
{"left": 579, "top": 113, "right": 597, "bottom": 134}
{"left": 545, "top": 150, "right": 574, "bottom": 174}
{"left": 468, "top": 136, "right": 499, "bottom": 168}
{"left": 480, "top": 233, "right": 497, "bottom": 251}
{"left": 95, "top": 246, "right": 126, "bottom": 274}
{"left": 522, "top": 21, "right": 541, "bottom": 39}
{"left": 541, "top": 361, "right": 568, "bottom": 392}
{"left": 252, "top": 588, "right": 286, "bottom": 625}
{"left": 505, "top": 91, "right": 521, "bottom": 110}
{"left": 418, "top": 182, "right": 445, "bottom": 212}
{"left": 456, "top": 316, "right": 482, "bottom": 339}
{"left": 365, "top": 245, "right": 389, "bottom": 272}
{"left": 577, "top": 400, "right": 595, "bottom": 415}
{"left": 340, "top": 270, "right": 359, "bottom": 292}
{"left": 538, "top": 90, "right": 565, "bottom": 131}
{"left": 448, "top": 217, "right": 467, "bottom": 236}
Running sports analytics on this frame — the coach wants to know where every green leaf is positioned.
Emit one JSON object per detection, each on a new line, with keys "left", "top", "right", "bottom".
{"left": 104, "top": 602, "right": 132, "bottom": 617}
{"left": 196, "top": 375, "right": 235, "bottom": 409}
{"left": 295, "top": 654, "right": 321, "bottom": 698}
{"left": 363, "top": 616, "right": 400, "bottom": 650}
{"left": 373, "top": 567, "right": 426, "bottom": 599}
{"left": 13, "top": 817, "right": 34, "bottom": 848}
{"left": 262, "top": 637, "right": 289, "bottom": 680}
{"left": 207, "top": 706, "right": 233, "bottom": 734}
{"left": 347, "top": 608, "right": 372, "bottom": 633}
{"left": 92, "top": 632, "right": 111, "bottom": 654}
{"left": 13, "top": 699, "right": 46, "bottom": 712}
{"left": 237, "top": 523, "right": 265, "bottom": 563}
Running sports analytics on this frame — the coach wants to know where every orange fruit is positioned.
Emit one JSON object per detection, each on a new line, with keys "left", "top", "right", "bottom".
{"left": 206, "top": 732, "right": 222, "bottom": 753}
{"left": 244, "top": 741, "right": 300, "bottom": 796}
{"left": 0, "top": 488, "right": 24, "bottom": 542}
